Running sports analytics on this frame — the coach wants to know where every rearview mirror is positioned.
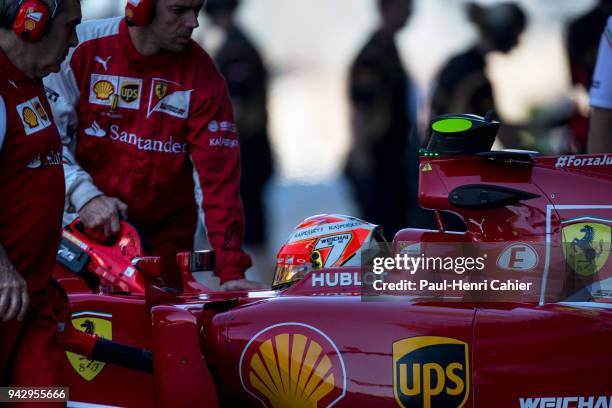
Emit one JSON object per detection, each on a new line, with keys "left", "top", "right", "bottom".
{"left": 176, "top": 250, "right": 215, "bottom": 274}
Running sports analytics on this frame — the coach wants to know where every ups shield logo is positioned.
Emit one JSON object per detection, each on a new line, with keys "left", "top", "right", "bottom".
{"left": 120, "top": 83, "right": 139, "bottom": 103}
{"left": 393, "top": 336, "right": 469, "bottom": 408}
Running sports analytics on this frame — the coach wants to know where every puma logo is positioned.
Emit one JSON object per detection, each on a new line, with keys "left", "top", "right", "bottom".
{"left": 94, "top": 56, "right": 111, "bottom": 71}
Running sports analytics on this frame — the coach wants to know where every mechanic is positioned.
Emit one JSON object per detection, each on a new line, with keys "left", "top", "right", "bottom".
{"left": 587, "top": 15, "right": 612, "bottom": 153}
{"left": 204, "top": 0, "right": 275, "bottom": 282}
{"left": 345, "top": 0, "right": 416, "bottom": 240}
{"left": 565, "top": 0, "right": 612, "bottom": 153}
{"left": 430, "top": 2, "right": 526, "bottom": 119}
{"left": 45, "top": 0, "right": 263, "bottom": 291}
{"left": 0, "top": 0, "right": 81, "bottom": 391}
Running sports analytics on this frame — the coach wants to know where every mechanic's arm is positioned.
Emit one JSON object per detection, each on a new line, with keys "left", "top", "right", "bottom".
{"left": 0, "top": 242, "right": 28, "bottom": 322}
{"left": 45, "top": 60, "right": 126, "bottom": 235}
{"left": 587, "top": 107, "right": 612, "bottom": 153}
{"left": 188, "top": 81, "right": 264, "bottom": 291}
{"left": 0, "top": 97, "right": 28, "bottom": 322}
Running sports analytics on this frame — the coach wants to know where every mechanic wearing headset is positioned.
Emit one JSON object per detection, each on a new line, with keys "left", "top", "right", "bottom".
{"left": 45, "top": 0, "right": 263, "bottom": 291}
{"left": 0, "top": 0, "right": 81, "bottom": 389}
{"left": 587, "top": 15, "right": 612, "bottom": 153}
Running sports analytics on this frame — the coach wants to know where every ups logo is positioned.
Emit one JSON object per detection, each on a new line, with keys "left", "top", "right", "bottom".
{"left": 393, "top": 336, "right": 469, "bottom": 408}
{"left": 120, "top": 83, "right": 139, "bottom": 103}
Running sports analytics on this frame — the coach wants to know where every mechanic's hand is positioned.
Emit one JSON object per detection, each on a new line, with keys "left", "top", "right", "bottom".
{"left": 79, "top": 195, "right": 128, "bottom": 237}
{"left": 220, "top": 278, "right": 268, "bottom": 291}
{"left": 0, "top": 258, "right": 28, "bottom": 322}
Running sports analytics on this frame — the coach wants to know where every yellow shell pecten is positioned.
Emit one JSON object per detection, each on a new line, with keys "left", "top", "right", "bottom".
{"left": 94, "top": 80, "right": 114, "bottom": 100}
{"left": 249, "top": 333, "right": 335, "bottom": 408}
{"left": 22, "top": 107, "right": 38, "bottom": 128}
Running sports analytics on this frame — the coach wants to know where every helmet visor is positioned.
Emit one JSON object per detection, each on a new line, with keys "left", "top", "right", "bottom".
{"left": 272, "top": 263, "right": 310, "bottom": 290}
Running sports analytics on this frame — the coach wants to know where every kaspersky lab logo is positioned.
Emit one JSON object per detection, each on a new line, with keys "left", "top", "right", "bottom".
{"left": 393, "top": 336, "right": 469, "bottom": 408}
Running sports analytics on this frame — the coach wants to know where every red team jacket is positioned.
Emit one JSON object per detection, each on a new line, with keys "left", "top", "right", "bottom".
{"left": 0, "top": 50, "right": 64, "bottom": 294}
{"left": 44, "top": 18, "right": 251, "bottom": 283}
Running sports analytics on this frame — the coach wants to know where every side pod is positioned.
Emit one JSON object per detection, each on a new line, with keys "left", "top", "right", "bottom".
{"left": 151, "top": 306, "right": 219, "bottom": 408}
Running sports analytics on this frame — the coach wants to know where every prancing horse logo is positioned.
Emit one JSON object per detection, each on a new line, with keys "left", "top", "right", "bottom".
{"left": 66, "top": 314, "right": 112, "bottom": 381}
{"left": 155, "top": 82, "right": 167, "bottom": 99}
{"left": 562, "top": 219, "right": 611, "bottom": 276}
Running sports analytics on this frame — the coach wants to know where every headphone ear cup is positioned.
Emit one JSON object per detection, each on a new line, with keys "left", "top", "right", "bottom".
{"left": 13, "top": 0, "right": 51, "bottom": 42}
{"left": 125, "top": 0, "right": 155, "bottom": 27}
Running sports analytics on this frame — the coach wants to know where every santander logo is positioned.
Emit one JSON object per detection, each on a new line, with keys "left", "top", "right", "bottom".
{"left": 83, "top": 122, "right": 187, "bottom": 154}
{"left": 85, "top": 121, "right": 106, "bottom": 137}
{"left": 109, "top": 125, "right": 187, "bottom": 154}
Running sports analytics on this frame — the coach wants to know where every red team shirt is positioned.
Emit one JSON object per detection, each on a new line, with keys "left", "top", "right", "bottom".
{"left": 0, "top": 50, "right": 64, "bottom": 293}
{"left": 45, "top": 18, "right": 251, "bottom": 282}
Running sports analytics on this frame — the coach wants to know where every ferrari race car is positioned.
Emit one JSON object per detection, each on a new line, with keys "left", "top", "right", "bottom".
{"left": 54, "top": 114, "right": 612, "bottom": 408}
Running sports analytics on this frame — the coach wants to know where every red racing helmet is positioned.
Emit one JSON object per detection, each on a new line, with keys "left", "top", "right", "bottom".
{"left": 272, "top": 214, "right": 386, "bottom": 289}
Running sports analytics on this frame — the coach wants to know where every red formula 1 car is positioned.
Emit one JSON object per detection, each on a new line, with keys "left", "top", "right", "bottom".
{"left": 55, "top": 115, "right": 612, "bottom": 408}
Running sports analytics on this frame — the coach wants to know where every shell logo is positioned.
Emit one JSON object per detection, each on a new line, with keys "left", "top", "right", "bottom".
{"left": 25, "top": 19, "right": 36, "bottom": 31}
{"left": 22, "top": 107, "right": 39, "bottom": 128}
{"left": 240, "top": 323, "right": 346, "bottom": 408}
{"left": 93, "top": 80, "right": 115, "bottom": 100}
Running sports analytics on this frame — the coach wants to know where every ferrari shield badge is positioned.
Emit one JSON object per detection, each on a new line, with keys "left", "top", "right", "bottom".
{"left": 393, "top": 336, "right": 469, "bottom": 408}
{"left": 239, "top": 323, "right": 346, "bottom": 408}
{"left": 562, "top": 218, "right": 611, "bottom": 276}
{"left": 155, "top": 82, "right": 167, "bottom": 99}
{"left": 65, "top": 312, "right": 112, "bottom": 381}
{"left": 148, "top": 78, "right": 190, "bottom": 119}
